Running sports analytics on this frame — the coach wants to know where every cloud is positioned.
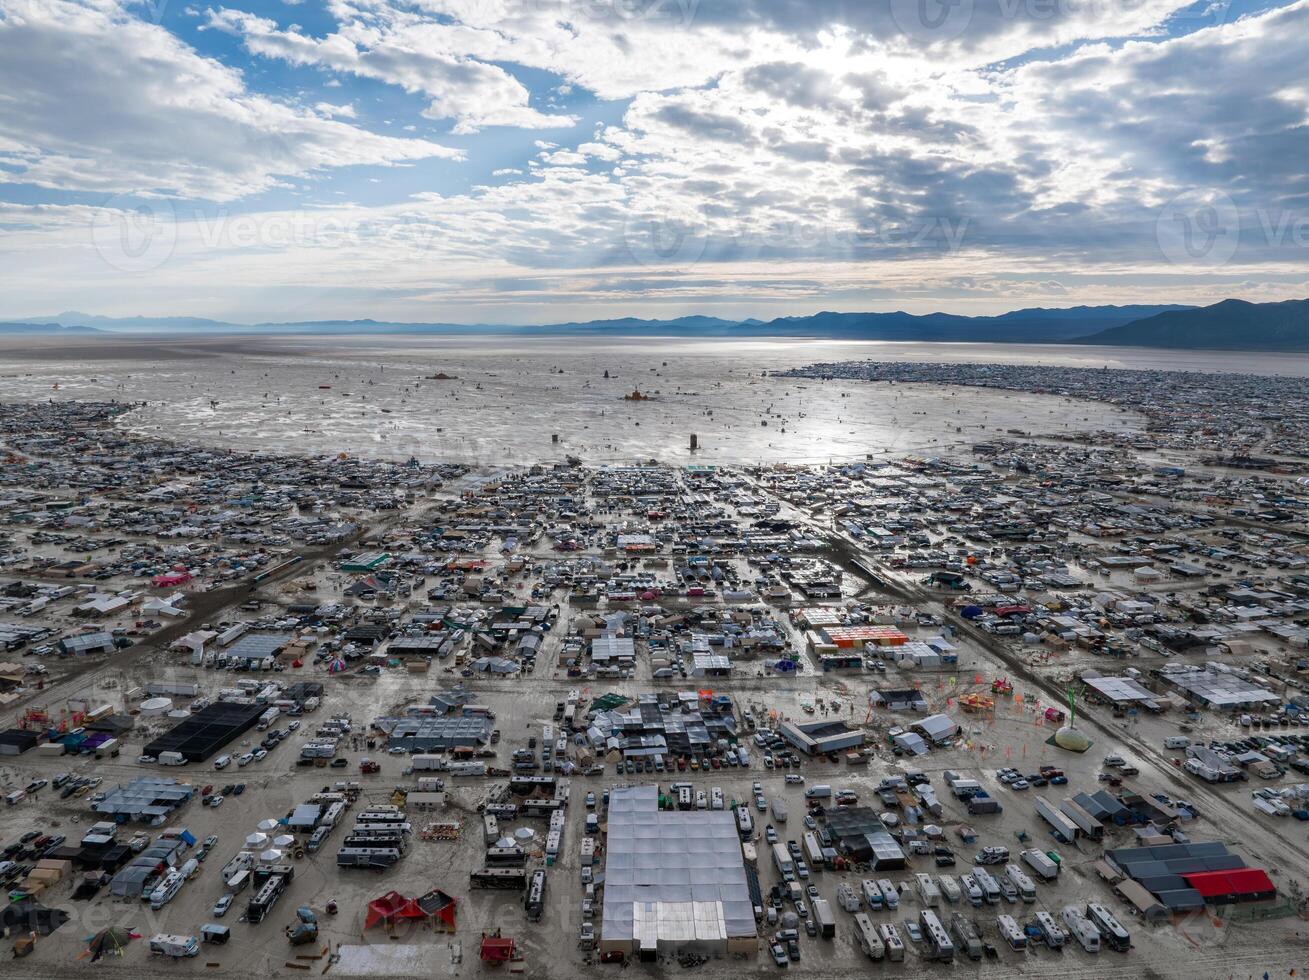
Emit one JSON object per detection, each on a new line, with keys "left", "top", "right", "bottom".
{"left": 203, "top": 6, "right": 578, "bottom": 133}
{"left": 0, "top": 0, "right": 458, "bottom": 201}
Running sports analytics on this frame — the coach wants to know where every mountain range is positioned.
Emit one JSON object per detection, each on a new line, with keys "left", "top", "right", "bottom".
{"left": 3, "top": 297, "right": 1306, "bottom": 350}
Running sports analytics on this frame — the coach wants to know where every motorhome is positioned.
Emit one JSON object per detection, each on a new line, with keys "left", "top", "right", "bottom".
{"left": 1005, "top": 863, "right": 1037, "bottom": 903}
{"left": 853, "top": 913, "right": 885, "bottom": 960}
{"left": 1062, "top": 906, "right": 1100, "bottom": 953}
{"left": 919, "top": 910, "right": 955, "bottom": 962}
{"left": 915, "top": 872, "right": 941, "bottom": 909}
{"left": 878, "top": 923, "right": 906, "bottom": 962}
{"left": 878, "top": 878, "right": 899, "bottom": 910}
{"left": 1034, "top": 910, "right": 1067, "bottom": 949}
{"left": 996, "top": 913, "right": 1027, "bottom": 951}
{"left": 1087, "top": 902, "right": 1131, "bottom": 952}
{"left": 148, "top": 870, "right": 186, "bottom": 910}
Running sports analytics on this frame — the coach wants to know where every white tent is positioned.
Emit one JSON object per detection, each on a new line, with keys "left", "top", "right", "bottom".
{"left": 245, "top": 832, "right": 269, "bottom": 847}
{"left": 260, "top": 848, "right": 284, "bottom": 862}
{"left": 257, "top": 818, "right": 280, "bottom": 832}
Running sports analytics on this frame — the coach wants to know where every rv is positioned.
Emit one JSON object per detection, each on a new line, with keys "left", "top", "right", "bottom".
{"left": 861, "top": 879, "right": 884, "bottom": 910}
{"left": 938, "top": 875, "right": 961, "bottom": 905}
{"left": 470, "top": 868, "right": 528, "bottom": 890}
{"left": 525, "top": 870, "right": 547, "bottom": 922}
{"left": 736, "top": 806, "right": 754, "bottom": 838}
{"left": 878, "top": 923, "right": 906, "bottom": 962}
{"left": 149, "top": 935, "right": 199, "bottom": 959}
{"left": 915, "top": 872, "right": 941, "bottom": 908}
{"left": 878, "top": 878, "right": 899, "bottom": 910}
{"left": 970, "top": 866, "right": 1001, "bottom": 904}
{"left": 853, "top": 913, "right": 885, "bottom": 961}
{"left": 949, "top": 911, "right": 984, "bottom": 961}
{"left": 1004, "top": 863, "right": 1037, "bottom": 903}
{"left": 919, "top": 910, "right": 955, "bottom": 962}
{"left": 148, "top": 870, "right": 186, "bottom": 910}
{"left": 1033, "top": 910, "right": 1067, "bottom": 949}
{"left": 1086, "top": 902, "right": 1131, "bottom": 952}
{"left": 1061, "top": 906, "right": 1100, "bottom": 953}
{"left": 996, "top": 913, "right": 1027, "bottom": 951}
{"left": 960, "top": 874, "right": 983, "bottom": 907}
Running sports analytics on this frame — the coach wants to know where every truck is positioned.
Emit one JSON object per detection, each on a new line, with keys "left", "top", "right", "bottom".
{"left": 149, "top": 935, "right": 199, "bottom": 959}
{"left": 146, "top": 681, "right": 198, "bottom": 697}
{"left": 1021, "top": 848, "right": 1059, "bottom": 881}
{"left": 257, "top": 706, "right": 280, "bottom": 731}
{"left": 157, "top": 751, "right": 187, "bottom": 767}
{"left": 772, "top": 843, "right": 795, "bottom": 881}
{"left": 965, "top": 790, "right": 1002, "bottom": 815}
{"left": 812, "top": 897, "right": 836, "bottom": 938}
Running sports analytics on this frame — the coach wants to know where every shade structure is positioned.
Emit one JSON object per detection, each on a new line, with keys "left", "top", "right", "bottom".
{"left": 246, "top": 832, "right": 269, "bottom": 847}
{"left": 365, "top": 891, "right": 428, "bottom": 930}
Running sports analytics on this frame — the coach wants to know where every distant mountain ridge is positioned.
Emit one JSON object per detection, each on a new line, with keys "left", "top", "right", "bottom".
{"left": 5, "top": 298, "right": 1305, "bottom": 350}
{"left": 1078, "top": 298, "right": 1309, "bottom": 350}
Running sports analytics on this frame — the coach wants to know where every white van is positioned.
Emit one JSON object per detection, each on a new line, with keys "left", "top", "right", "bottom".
{"left": 804, "top": 784, "right": 833, "bottom": 800}
{"left": 213, "top": 755, "right": 232, "bottom": 770}
{"left": 5, "top": 790, "right": 26, "bottom": 806}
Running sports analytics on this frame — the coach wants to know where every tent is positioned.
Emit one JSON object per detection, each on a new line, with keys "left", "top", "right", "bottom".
{"left": 416, "top": 887, "right": 458, "bottom": 931}
{"left": 81, "top": 926, "right": 137, "bottom": 961}
{"left": 480, "top": 934, "right": 515, "bottom": 963}
{"left": 365, "top": 891, "right": 428, "bottom": 930}
{"left": 328, "top": 659, "right": 347, "bottom": 673}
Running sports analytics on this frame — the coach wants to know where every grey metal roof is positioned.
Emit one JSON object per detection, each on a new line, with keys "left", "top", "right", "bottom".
{"left": 601, "top": 785, "right": 755, "bottom": 948}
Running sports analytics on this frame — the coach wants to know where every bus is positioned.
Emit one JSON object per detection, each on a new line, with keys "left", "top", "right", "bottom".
{"left": 803, "top": 832, "right": 824, "bottom": 868}
{"left": 470, "top": 868, "right": 528, "bottom": 890}
{"left": 919, "top": 910, "right": 954, "bottom": 963}
{"left": 996, "top": 913, "right": 1027, "bottom": 951}
{"left": 1086, "top": 902, "right": 1131, "bottom": 952}
{"left": 852, "top": 913, "right": 885, "bottom": 961}
{"left": 525, "top": 870, "right": 547, "bottom": 922}
{"left": 1034, "top": 910, "right": 1067, "bottom": 949}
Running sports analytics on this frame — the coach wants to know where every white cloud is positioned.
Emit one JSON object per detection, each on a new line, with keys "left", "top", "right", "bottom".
{"left": 0, "top": 0, "right": 459, "bottom": 201}
{"left": 203, "top": 6, "right": 577, "bottom": 133}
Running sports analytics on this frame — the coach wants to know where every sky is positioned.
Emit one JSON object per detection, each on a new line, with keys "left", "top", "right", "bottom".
{"left": 1, "top": 0, "right": 1307, "bottom": 324}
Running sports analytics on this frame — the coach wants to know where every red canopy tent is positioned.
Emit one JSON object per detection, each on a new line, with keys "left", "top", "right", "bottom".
{"left": 364, "top": 891, "right": 428, "bottom": 930}
{"left": 480, "top": 934, "right": 515, "bottom": 964}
